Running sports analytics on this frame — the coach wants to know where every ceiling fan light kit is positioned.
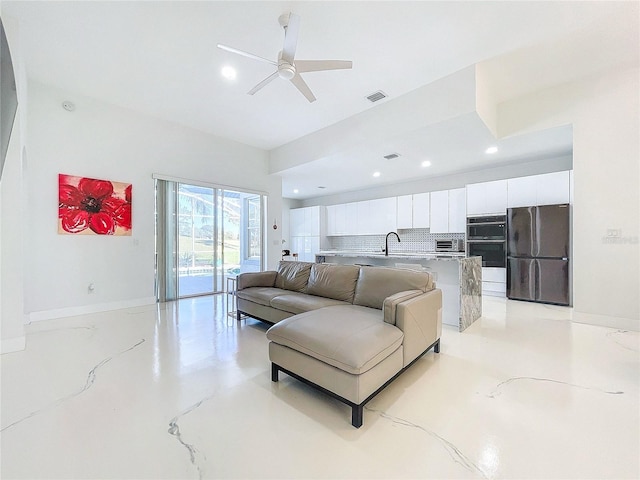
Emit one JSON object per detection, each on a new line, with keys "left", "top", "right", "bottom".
{"left": 217, "top": 12, "right": 352, "bottom": 103}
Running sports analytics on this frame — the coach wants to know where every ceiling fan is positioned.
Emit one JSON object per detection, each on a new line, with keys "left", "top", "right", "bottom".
{"left": 217, "top": 12, "right": 352, "bottom": 103}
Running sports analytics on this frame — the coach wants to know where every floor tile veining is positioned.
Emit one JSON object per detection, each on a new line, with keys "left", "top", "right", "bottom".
{"left": 1, "top": 296, "right": 638, "bottom": 479}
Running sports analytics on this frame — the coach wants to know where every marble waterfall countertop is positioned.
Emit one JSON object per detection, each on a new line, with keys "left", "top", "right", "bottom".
{"left": 316, "top": 250, "right": 467, "bottom": 261}
{"left": 315, "top": 251, "right": 482, "bottom": 332}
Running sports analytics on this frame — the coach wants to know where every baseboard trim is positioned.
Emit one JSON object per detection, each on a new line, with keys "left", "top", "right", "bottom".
{"left": 572, "top": 311, "right": 639, "bottom": 332}
{"left": 28, "top": 297, "right": 157, "bottom": 323}
{"left": 1, "top": 335, "right": 26, "bottom": 354}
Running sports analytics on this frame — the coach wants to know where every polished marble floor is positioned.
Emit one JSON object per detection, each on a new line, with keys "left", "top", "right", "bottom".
{"left": 1, "top": 296, "right": 638, "bottom": 479}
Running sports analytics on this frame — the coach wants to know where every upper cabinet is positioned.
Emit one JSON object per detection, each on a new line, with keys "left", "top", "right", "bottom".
{"left": 429, "top": 190, "right": 449, "bottom": 233}
{"left": 507, "top": 171, "right": 571, "bottom": 208}
{"left": 430, "top": 189, "right": 465, "bottom": 233}
{"left": 326, "top": 204, "right": 345, "bottom": 236}
{"left": 327, "top": 197, "right": 396, "bottom": 235}
{"left": 290, "top": 205, "right": 321, "bottom": 236}
{"left": 466, "top": 179, "right": 508, "bottom": 216}
{"left": 396, "top": 193, "right": 430, "bottom": 229}
{"left": 397, "top": 195, "right": 413, "bottom": 229}
{"left": 370, "top": 197, "right": 397, "bottom": 234}
{"left": 412, "top": 192, "right": 430, "bottom": 228}
{"left": 536, "top": 171, "right": 571, "bottom": 206}
{"left": 323, "top": 171, "right": 571, "bottom": 238}
{"left": 448, "top": 188, "right": 466, "bottom": 233}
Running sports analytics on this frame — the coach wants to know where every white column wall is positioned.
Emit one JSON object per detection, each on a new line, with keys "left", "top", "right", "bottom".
{"left": 0, "top": 13, "right": 27, "bottom": 353}
{"left": 498, "top": 68, "right": 639, "bottom": 328}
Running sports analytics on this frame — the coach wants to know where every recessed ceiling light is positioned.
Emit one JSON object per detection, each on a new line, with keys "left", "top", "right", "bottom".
{"left": 485, "top": 146, "right": 498, "bottom": 154}
{"left": 221, "top": 65, "right": 237, "bottom": 80}
{"left": 373, "top": 171, "right": 381, "bottom": 178}
{"left": 293, "top": 189, "right": 299, "bottom": 194}
{"left": 421, "top": 160, "right": 432, "bottom": 167}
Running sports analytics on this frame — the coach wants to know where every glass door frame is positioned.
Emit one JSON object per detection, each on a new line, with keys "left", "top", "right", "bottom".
{"left": 154, "top": 174, "right": 266, "bottom": 302}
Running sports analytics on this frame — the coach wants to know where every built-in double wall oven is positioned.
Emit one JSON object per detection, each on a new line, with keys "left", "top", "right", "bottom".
{"left": 466, "top": 215, "right": 506, "bottom": 267}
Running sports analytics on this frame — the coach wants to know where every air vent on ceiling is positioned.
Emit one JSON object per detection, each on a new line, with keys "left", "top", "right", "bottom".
{"left": 366, "top": 90, "right": 387, "bottom": 103}
{"left": 383, "top": 153, "right": 400, "bottom": 160}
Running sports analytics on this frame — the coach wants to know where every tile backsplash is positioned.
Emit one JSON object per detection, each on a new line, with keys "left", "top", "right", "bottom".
{"left": 328, "top": 229, "right": 465, "bottom": 253}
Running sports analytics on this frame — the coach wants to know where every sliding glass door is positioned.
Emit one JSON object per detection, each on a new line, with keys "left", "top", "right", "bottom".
{"left": 155, "top": 179, "right": 264, "bottom": 301}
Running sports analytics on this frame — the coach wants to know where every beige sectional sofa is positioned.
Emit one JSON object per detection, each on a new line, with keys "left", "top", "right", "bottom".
{"left": 236, "top": 261, "right": 443, "bottom": 427}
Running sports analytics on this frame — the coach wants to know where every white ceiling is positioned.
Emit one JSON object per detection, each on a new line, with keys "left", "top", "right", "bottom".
{"left": 3, "top": 1, "right": 638, "bottom": 199}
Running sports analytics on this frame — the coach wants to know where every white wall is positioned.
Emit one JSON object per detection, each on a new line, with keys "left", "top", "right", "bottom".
{"left": 24, "top": 81, "right": 281, "bottom": 321}
{"left": 498, "top": 68, "right": 639, "bottom": 328}
{"left": 0, "top": 12, "right": 27, "bottom": 353}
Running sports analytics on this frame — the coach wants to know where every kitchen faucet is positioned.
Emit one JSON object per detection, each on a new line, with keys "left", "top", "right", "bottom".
{"left": 384, "top": 231, "right": 401, "bottom": 256}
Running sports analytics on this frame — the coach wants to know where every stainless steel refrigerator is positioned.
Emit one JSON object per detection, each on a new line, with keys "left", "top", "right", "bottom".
{"left": 506, "top": 204, "right": 570, "bottom": 305}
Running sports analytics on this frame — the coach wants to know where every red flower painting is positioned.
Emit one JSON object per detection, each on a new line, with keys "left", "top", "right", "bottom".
{"left": 58, "top": 174, "right": 132, "bottom": 235}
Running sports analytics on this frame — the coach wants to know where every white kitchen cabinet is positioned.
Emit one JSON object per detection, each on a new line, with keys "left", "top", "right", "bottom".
{"left": 507, "top": 175, "right": 538, "bottom": 208}
{"left": 327, "top": 204, "right": 346, "bottom": 235}
{"left": 370, "top": 197, "right": 397, "bottom": 234}
{"left": 429, "top": 189, "right": 465, "bottom": 233}
{"left": 448, "top": 188, "right": 466, "bottom": 233}
{"left": 289, "top": 208, "right": 304, "bottom": 237}
{"left": 429, "top": 190, "right": 449, "bottom": 233}
{"left": 482, "top": 267, "right": 506, "bottom": 297}
{"left": 397, "top": 195, "right": 413, "bottom": 229}
{"left": 289, "top": 236, "right": 320, "bottom": 262}
{"left": 290, "top": 206, "right": 322, "bottom": 237}
{"left": 412, "top": 192, "right": 430, "bottom": 228}
{"left": 308, "top": 206, "right": 320, "bottom": 236}
{"left": 507, "top": 171, "right": 571, "bottom": 208}
{"left": 342, "top": 198, "right": 397, "bottom": 235}
{"left": 467, "top": 180, "right": 508, "bottom": 216}
{"left": 536, "top": 171, "right": 571, "bottom": 205}
{"left": 356, "top": 201, "right": 371, "bottom": 234}
{"left": 344, "top": 202, "right": 358, "bottom": 235}
{"left": 289, "top": 206, "right": 326, "bottom": 261}
{"left": 328, "top": 202, "right": 359, "bottom": 236}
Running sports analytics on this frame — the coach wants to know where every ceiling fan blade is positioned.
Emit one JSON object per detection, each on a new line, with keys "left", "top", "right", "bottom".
{"left": 281, "top": 13, "right": 300, "bottom": 64}
{"left": 290, "top": 73, "right": 316, "bottom": 103}
{"left": 248, "top": 71, "right": 279, "bottom": 95}
{"left": 295, "top": 60, "right": 353, "bottom": 73}
{"left": 217, "top": 44, "right": 277, "bottom": 66}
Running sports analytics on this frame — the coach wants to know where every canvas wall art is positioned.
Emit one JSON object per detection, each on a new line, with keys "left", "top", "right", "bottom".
{"left": 58, "top": 174, "right": 132, "bottom": 235}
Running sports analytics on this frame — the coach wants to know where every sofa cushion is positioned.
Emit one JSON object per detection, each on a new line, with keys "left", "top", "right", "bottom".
{"left": 306, "top": 263, "right": 360, "bottom": 302}
{"left": 236, "top": 287, "right": 287, "bottom": 307}
{"left": 274, "top": 261, "right": 313, "bottom": 292}
{"left": 270, "top": 292, "right": 349, "bottom": 315}
{"left": 266, "top": 305, "right": 404, "bottom": 375}
{"left": 353, "top": 266, "right": 433, "bottom": 310}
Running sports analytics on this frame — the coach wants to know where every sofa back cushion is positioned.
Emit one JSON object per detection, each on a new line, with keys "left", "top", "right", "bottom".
{"left": 274, "top": 261, "right": 313, "bottom": 292}
{"left": 352, "top": 266, "right": 433, "bottom": 310}
{"left": 306, "top": 263, "right": 361, "bottom": 302}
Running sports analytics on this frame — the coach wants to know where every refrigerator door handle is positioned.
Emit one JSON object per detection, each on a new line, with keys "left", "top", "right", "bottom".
{"left": 531, "top": 259, "right": 540, "bottom": 301}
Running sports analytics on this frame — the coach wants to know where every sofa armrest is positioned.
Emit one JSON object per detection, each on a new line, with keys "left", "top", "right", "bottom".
{"left": 383, "top": 290, "right": 424, "bottom": 325}
{"left": 394, "top": 289, "right": 443, "bottom": 367}
{"left": 237, "top": 271, "right": 277, "bottom": 290}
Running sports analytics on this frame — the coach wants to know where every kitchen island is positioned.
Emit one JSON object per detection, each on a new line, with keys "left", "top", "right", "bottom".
{"left": 315, "top": 251, "right": 482, "bottom": 332}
